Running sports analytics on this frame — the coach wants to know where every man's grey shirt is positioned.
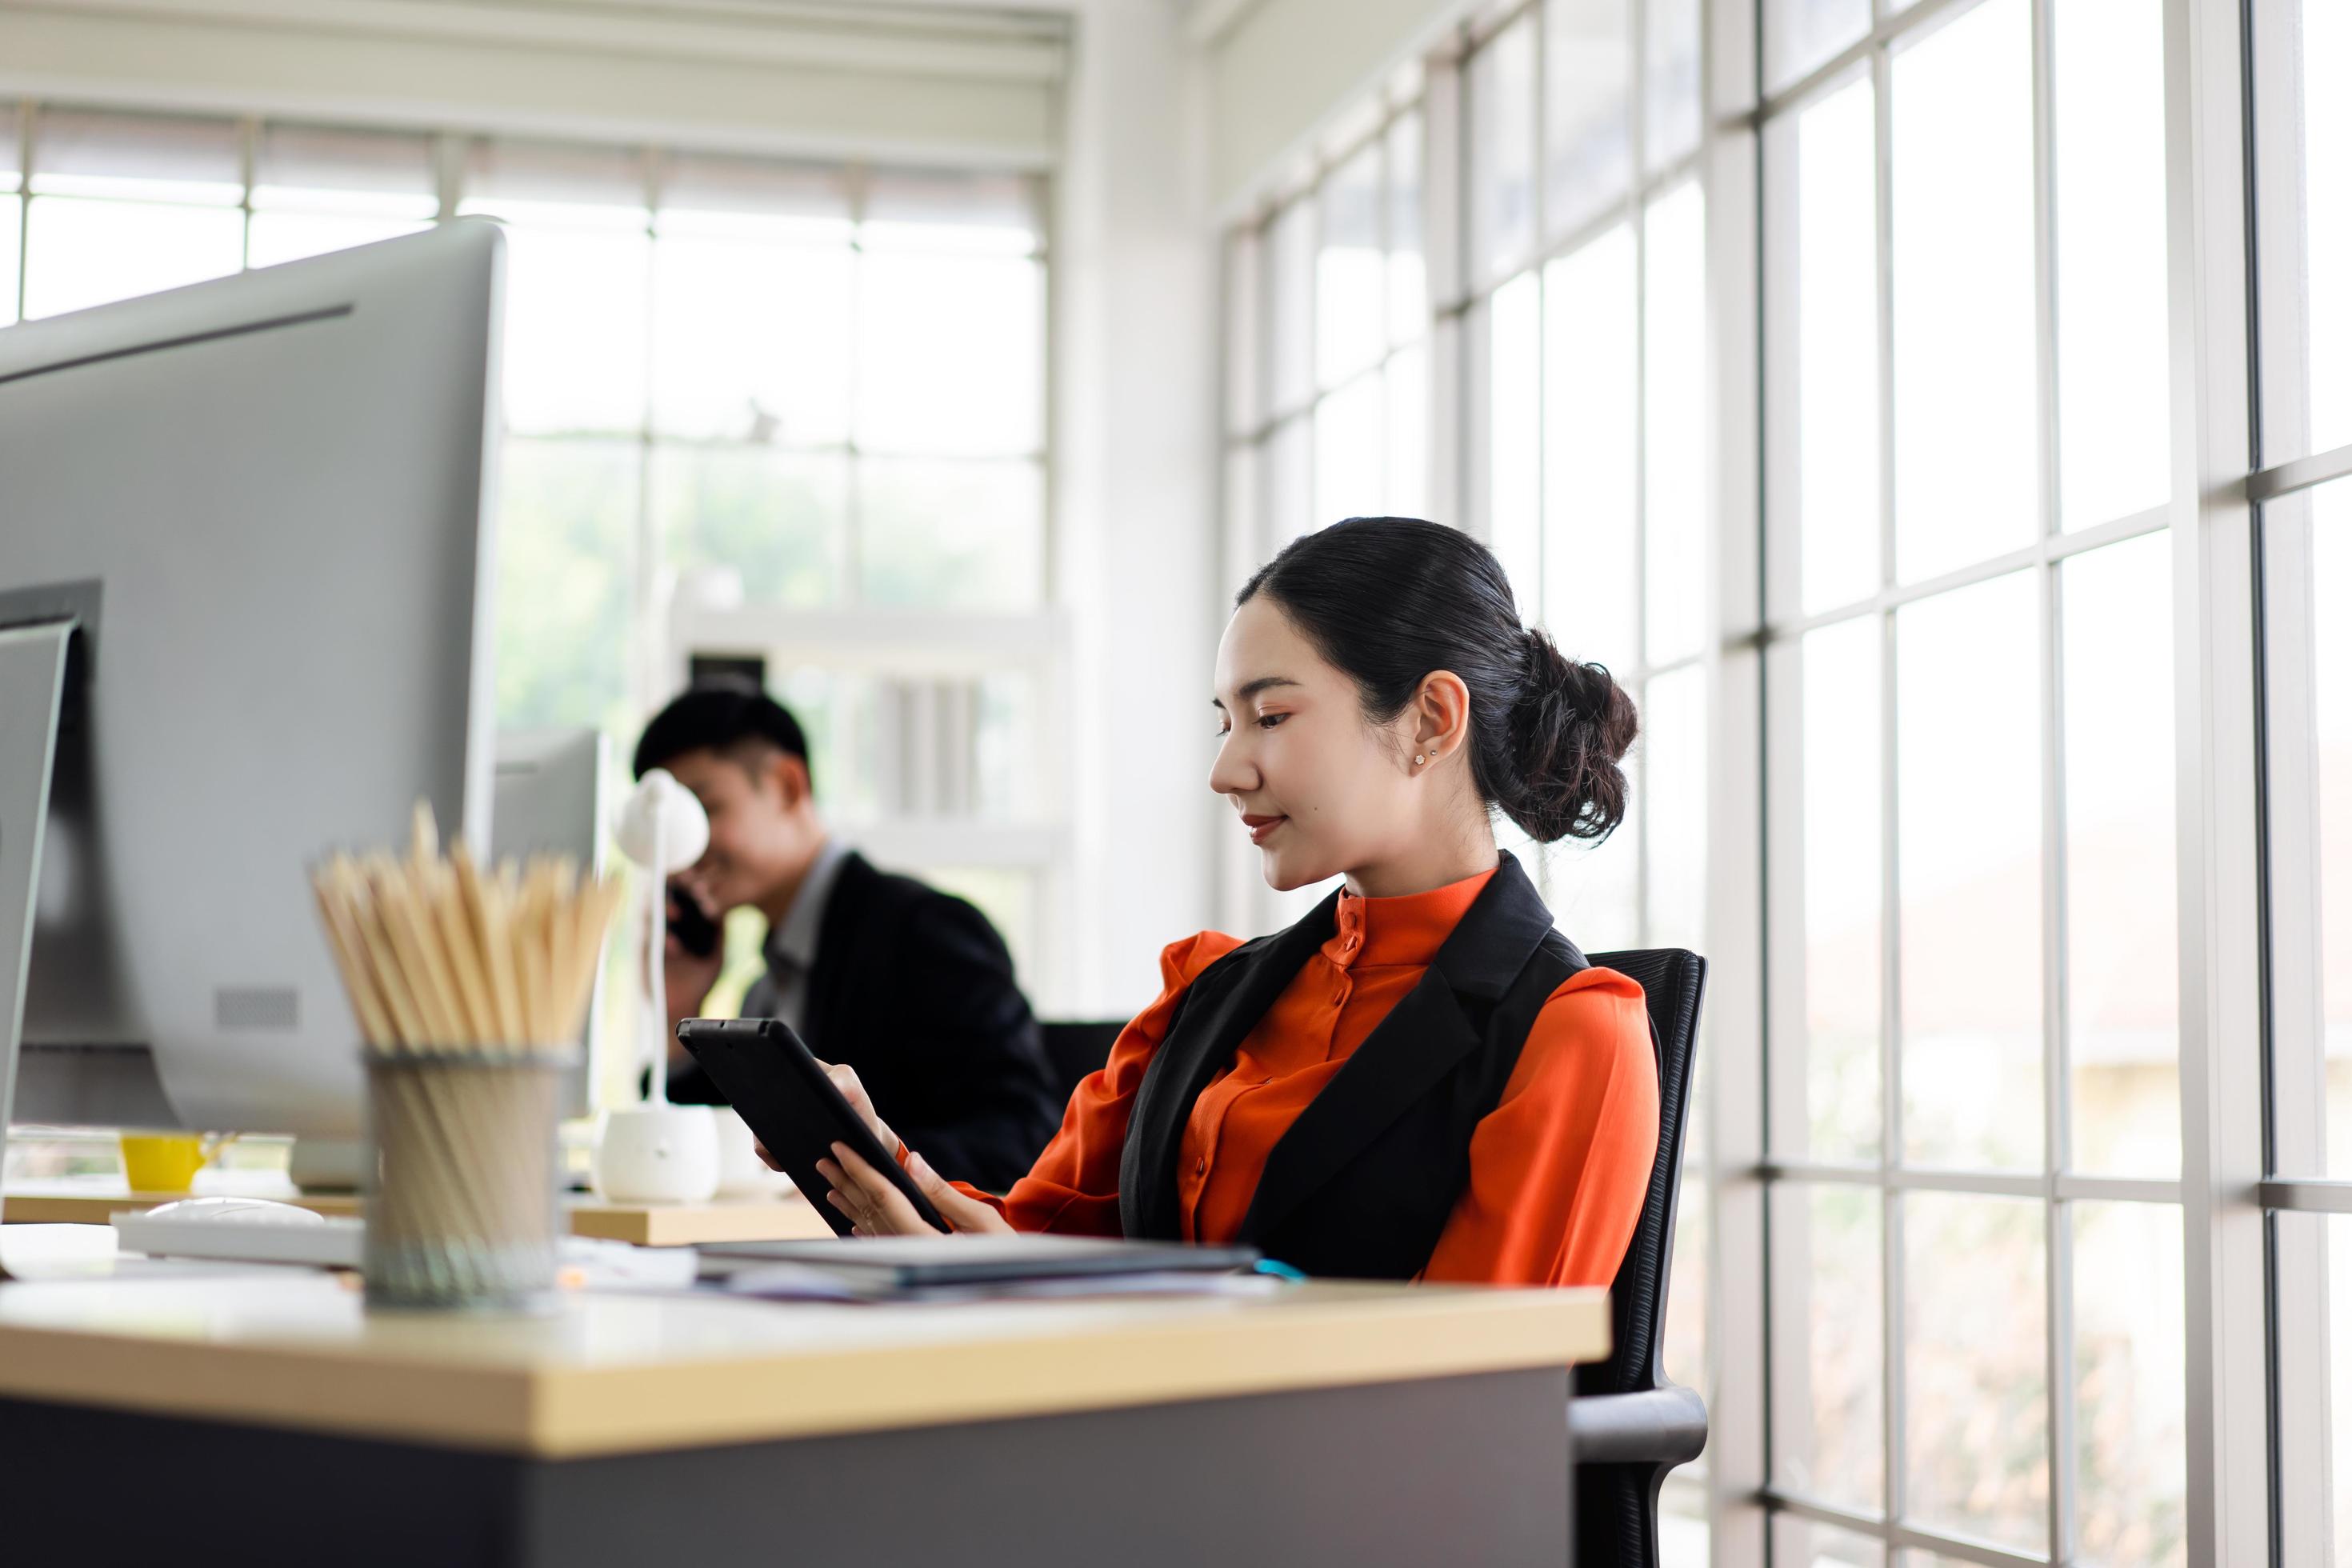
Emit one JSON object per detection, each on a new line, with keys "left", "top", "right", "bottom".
{"left": 738, "top": 834, "right": 850, "bottom": 1033}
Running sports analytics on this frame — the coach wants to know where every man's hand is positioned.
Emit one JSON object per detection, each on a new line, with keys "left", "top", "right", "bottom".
{"left": 661, "top": 881, "right": 725, "bottom": 1040}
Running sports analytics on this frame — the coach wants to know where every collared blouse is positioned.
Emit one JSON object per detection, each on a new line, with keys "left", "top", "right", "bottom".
{"left": 950, "top": 866, "right": 1660, "bottom": 1286}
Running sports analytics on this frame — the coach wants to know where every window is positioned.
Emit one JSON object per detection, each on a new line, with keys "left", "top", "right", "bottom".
{"left": 2, "top": 102, "right": 1055, "bottom": 1034}
{"left": 1224, "top": 0, "right": 2246, "bottom": 1557}
{"left": 2256, "top": 0, "right": 2352, "bottom": 1557}
{"left": 1223, "top": 91, "right": 1434, "bottom": 926}
{"left": 1759, "top": 1, "right": 2185, "bottom": 1562}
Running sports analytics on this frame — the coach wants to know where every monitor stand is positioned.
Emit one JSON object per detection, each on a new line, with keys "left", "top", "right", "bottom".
{"left": 0, "top": 620, "right": 113, "bottom": 1280}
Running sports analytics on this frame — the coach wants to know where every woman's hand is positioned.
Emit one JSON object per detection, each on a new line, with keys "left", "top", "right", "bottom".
{"left": 749, "top": 1058, "right": 1011, "bottom": 1235}
{"left": 817, "top": 1142, "right": 1014, "bottom": 1237}
{"left": 753, "top": 1058, "right": 898, "bottom": 1170}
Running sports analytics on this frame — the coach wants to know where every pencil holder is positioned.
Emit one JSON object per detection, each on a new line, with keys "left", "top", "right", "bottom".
{"left": 362, "top": 1046, "right": 577, "bottom": 1313}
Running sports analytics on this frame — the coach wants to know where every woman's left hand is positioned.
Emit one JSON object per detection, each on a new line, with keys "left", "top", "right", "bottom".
{"left": 816, "top": 1142, "right": 1014, "bottom": 1237}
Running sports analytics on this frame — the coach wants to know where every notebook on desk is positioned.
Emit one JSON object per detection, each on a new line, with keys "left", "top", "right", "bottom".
{"left": 699, "top": 1234, "right": 1261, "bottom": 1294}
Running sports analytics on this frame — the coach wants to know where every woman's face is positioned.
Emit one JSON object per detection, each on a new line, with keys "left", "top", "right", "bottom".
{"left": 1209, "top": 596, "right": 1426, "bottom": 891}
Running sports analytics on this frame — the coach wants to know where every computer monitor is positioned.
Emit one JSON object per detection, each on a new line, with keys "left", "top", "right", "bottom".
{"left": 490, "top": 727, "right": 611, "bottom": 1116}
{"left": 0, "top": 221, "right": 505, "bottom": 1145}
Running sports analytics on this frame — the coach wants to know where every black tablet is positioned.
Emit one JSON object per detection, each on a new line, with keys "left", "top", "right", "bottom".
{"left": 675, "top": 1017, "right": 950, "bottom": 1236}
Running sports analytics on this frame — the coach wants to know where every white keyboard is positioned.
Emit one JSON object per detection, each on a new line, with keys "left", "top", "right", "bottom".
{"left": 111, "top": 1208, "right": 362, "bottom": 1268}
{"left": 108, "top": 1207, "right": 700, "bottom": 1289}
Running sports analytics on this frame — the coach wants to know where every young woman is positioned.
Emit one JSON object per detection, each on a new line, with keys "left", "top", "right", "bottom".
{"left": 802, "top": 515, "right": 1660, "bottom": 1286}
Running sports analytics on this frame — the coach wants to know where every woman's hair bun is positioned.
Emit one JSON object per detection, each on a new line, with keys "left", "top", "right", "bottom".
{"left": 1500, "top": 626, "right": 1640, "bottom": 844}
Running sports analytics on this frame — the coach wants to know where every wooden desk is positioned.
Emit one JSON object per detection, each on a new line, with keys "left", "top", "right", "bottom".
{"left": 0, "top": 1231, "right": 1606, "bottom": 1566}
{"left": 0, "top": 1185, "right": 833, "bottom": 1246}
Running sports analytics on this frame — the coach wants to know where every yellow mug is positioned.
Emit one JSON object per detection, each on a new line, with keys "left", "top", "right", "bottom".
{"left": 118, "top": 1132, "right": 234, "bottom": 1194}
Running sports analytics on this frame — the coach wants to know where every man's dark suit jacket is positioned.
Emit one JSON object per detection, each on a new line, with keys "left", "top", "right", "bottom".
{"left": 667, "top": 852, "right": 1062, "bottom": 1192}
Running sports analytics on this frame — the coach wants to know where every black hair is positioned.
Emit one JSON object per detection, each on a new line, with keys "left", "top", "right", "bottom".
{"left": 1235, "top": 516, "right": 1638, "bottom": 843}
{"left": 631, "top": 679, "right": 814, "bottom": 794}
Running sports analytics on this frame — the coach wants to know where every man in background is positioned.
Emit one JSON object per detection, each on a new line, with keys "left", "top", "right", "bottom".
{"left": 641, "top": 682, "right": 1059, "bottom": 1190}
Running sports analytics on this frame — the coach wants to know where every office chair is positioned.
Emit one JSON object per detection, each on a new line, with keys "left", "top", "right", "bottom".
{"left": 1038, "top": 1019, "right": 1124, "bottom": 1105}
{"left": 1572, "top": 948, "right": 1710, "bottom": 1568}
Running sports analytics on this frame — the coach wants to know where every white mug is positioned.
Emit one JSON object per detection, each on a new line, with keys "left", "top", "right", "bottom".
{"left": 713, "top": 1110, "right": 799, "bottom": 1200}
{"left": 591, "top": 1103, "right": 721, "bottom": 1205}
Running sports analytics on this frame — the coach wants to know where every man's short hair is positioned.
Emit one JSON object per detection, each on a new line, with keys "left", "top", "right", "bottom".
{"left": 632, "top": 680, "right": 813, "bottom": 794}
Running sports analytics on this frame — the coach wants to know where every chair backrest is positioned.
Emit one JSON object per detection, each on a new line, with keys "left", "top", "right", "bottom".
{"left": 1576, "top": 948, "right": 1707, "bottom": 1399}
{"left": 1038, "top": 1019, "right": 1124, "bottom": 1106}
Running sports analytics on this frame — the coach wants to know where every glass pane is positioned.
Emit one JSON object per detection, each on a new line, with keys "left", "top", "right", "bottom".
{"left": 2054, "top": 0, "right": 2171, "bottom": 529}
{"left": 652, "top": 233, "right": 853, "bottom": 446}
{"left": 1542, "top": 226, "right": 1639, "bottom": 677}
{"left": 1387, "top": 342, "right": 1430, "bottom": 516}
{"left": 921, "top": 866, "right": 1038, "bottom": 983}
{"left": 1770, "top": 1515, "right": 1886, "bottom": 1566}
{"left": 856, "top": 251, "right": 1042, "bottom": 457}
{"left": 1646, "top": 0, "right": 1703, "bottom": 171}
{"left": 1550, "top": 727, "right": 1641, "bottom": 946}
{"left": 1264, "top": 413, "right": 1314, "bottom": 554}
{"left": 1388, "top": 110, "right": 1426, "bottom": 346}
{"left": 655, "top": 445, "right": 845, "bottom": 608}
{"left": 253, "top": 124, "right": 435, "bottom": 214}
{"left": 1766, "top": 0, "right": 1874, "bottom": 96}
{"left": 1890, "top": 0, "right": 2039, "bottom": 583}
{"left": 2063, "top": 532, "right": 2179, "bottom": 1176}
{"left": 1317, "top": 139, "right": 1385, "bottom": 390}
{"left": 659, "top": 154, "right": 850, "bottom": 241}
{"left": 482, "top": 218, "right": 650, "bottom": 436}
{"left": 466, "top": 138, "right": 643, "bottom": 219}
{"left": 2072, "top": 1201, "right": 2187, "bottom": 1568}
{"left": 862, "top": 167, "right": 1038, "bottom": 254}
{"left": 1490, "top": 271, "right": 1544, "bottom": 609}
{"left": 1224, "top": 445, "right": 1259, "bottom": 582}
{"left": 1227, "top": 229, "right": 1262, "bottom": 436}
{"left": 1644, "top": 664, "right": 1707, "bottom": 952}
{"left": 1898, "top": 571, "right": 2043, "bottom": 1169}
{"left": 0, "top": 200, "right": 19, "bottom": 328}
{"left": 2271, "top": 1212, "right": 2352, "bottom": 1565}
{"left": 1790, "top": 78, "right": 1882, "bottom": 615}
{"left": 2254, "top": 0, "right": 2352, "bottom": 460}
{"left": 1802, "top": 615, "right": 1883, "bottom": 1162}
{"left": 1542, "top": 0, "right": 1634, "bottom": 241}
{"left": 858, "top": 458, "right": 1043, "bottom": 611}
{"left": 1645, "top": 182, "right": 1708, "bottom": 666}
{"left": 1469, "top": 15, "right": 1538, "bottom": 286}
{"left": 247, "top": 211, "right": 430, "bottom": 269}
{"left": 2285, "top": 480, "right": 2352, "bottom": 1173}
{"left": 30, "top": 107, "right": 241, "bottom": 204}
{"left": 22, "top": 198, "right": 244, "bottom": 319}
{"left": 1663, "top": 1174, "right": 1707, "bottom": 1390}
{"left": 494, "top": 438, "right": 639, "bottom": 736}
{"left": 1268, "top": 199, "right": 1317, "bottom": 417}
{"left": 1770, "top": 1183, "right": 1884, "bottom": 1513}
{"left": 1904, "top": 1192, "right": 2048, "bottom": 1551}
{"left": 1662, "top": 1472, "right": 1715, "bottom": 1567}
{"left": 1314, "top": 370, "right": 1386, "bottom": 525}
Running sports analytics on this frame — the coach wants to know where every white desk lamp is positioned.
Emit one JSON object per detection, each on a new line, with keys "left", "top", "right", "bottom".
{"left": 592, "top": 770, "right": 721, "bottom": 1204}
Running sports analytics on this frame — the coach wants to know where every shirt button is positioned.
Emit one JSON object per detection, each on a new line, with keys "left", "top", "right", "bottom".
{"left": 1342, "top": 935, "right": 1359, "bottom": 952}
{"left": 1194, "top": 1156, "right": 1206, "bottom": 1175}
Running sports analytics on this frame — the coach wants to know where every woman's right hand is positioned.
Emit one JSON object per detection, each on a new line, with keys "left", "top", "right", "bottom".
{"left": 753, "top": 1058, "right": 900, "bottom": 1171}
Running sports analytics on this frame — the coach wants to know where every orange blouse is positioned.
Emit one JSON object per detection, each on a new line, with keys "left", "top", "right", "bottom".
{"left": 948, "top": 867, "right": 1660, "bottom": 1286}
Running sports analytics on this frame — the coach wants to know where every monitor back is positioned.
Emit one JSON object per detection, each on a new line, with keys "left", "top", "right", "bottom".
{"left": 0, "top": 221, "right": 505, "bottom": 1138}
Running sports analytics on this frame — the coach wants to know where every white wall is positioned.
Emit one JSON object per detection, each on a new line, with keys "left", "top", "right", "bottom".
{"left": 1051, "top": 0, "right": 1226, "bottom": 1016}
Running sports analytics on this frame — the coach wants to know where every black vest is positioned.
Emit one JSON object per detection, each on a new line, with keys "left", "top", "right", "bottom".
{"left": 1117, "top": 851, "right": 1587, "bottom": 1279}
